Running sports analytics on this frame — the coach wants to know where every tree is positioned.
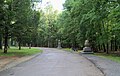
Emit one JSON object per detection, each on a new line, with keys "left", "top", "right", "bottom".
{"left": 3, "top": 0, "right": 15, "bottom": 53}
{"left": 56, "top": 0, "right": 120, "bottom": 53}
{"left": 0, "top": 0, "right": 4, "bottom": 49}
{"left": 38, "top": 3, "right": 59, "bottom": 47}
{"left": 12, "top": 0, "right": 34, "bottom": 50}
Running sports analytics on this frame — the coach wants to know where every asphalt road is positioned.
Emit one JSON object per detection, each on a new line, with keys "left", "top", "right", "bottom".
{"left": 82, "top": 54, "right": 120, "bottom": 76}
{"left": 0, "top": 48, "right": 103, "bottom": 76}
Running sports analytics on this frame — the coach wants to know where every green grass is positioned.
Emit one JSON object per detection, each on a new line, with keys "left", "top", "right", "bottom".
{"left": 62, "top": 48, "right": 82, "bottom": 53}
{"left": 94, "top": 53, "right": 120, "bottom": 63}
{"left": 63, "top": 48, "right": 72, "bottom": 52}
{"left": 0, "top": 47, "right": 42, "bottom": 57}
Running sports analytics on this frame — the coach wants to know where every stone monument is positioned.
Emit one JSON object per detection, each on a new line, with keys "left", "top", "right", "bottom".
{"left": 57, "top": 40, "right": 62, "bottom": 49}
{"left": 81, "top": 40, "right": 93, "bottom": 54}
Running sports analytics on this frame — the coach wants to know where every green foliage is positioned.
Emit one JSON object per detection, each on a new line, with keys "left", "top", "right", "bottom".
{"left": 0, "top": 0, "right": 41, "bottom": 52}
{"left": 56, "top": 0, "right": 120, "bottom": 52}
{"left": 0, "top": 0, "right": 120, "bottom": 54}
{"left": 36, "top": 4, "right": 59, "bottom": 47}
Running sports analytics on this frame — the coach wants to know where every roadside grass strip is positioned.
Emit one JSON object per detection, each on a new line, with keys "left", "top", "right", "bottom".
{"left": 94, "top": 53, "right": 120, "bottom": 63}
{"left": 0, "top": 47, "right": 42, "bottom": 57}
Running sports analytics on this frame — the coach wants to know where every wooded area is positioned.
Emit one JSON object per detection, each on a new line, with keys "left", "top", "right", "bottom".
{"left": 0, "top": 0, "right": 120, "bottom": 54}
{"left": 58, "top": 0, "right": 120, "bottom": 54}
{"left": 0, "top": 0, "right": 40, "bottom": 53}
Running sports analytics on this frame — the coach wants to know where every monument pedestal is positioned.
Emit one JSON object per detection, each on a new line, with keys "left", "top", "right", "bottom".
{"left": 57, "top": 40, "right": 62, "bottom": 49}
{"left": 81, "top": 47, "right": 93, "bottom": 54}
{"left": 57, "top": 46, "right": 62, "bottom": 49}
{"left": 81, "top": 40, "right": 93, "bottom": 54}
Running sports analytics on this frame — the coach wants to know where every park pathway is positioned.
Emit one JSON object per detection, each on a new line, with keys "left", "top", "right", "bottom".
{"left": 0, "top": 48, "right": 103, "bottom": 76}
{"left": 82, "top": 54, "right": 120, "bottom": 76}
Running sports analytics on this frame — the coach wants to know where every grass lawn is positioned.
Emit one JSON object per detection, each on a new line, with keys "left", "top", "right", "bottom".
{"left": 63, "top": 48, "right": 72, "bottom": 52}
{"left": 94, "top": 53, "right": 120, "bottom": 63}
{"left": 0, "top": 47, "right": 42, "bottom": 57}
{"left": 62, "top": 48, "right": 82, "bottom": 53}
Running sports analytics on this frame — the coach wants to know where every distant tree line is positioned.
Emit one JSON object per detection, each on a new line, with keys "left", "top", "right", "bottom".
{"left": 56, "top": 0, "right": 120, "bottom": 54}
{"left": 1, "top": 0, "right": 120, "bottom": 54}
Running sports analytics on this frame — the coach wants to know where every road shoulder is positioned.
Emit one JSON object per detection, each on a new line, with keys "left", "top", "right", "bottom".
{"left": 82, "top": 54, "right": 120, "bottom": 76}
{"left": 0, "top": 53, "right": 41, "bottom": 72}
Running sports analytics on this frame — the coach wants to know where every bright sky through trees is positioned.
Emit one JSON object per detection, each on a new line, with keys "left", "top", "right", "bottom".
{"left": 41, "top": 0, "right": 65, "bottom": 11}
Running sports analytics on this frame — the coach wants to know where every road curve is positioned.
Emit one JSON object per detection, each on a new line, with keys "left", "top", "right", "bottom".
{"left": 0, "top": 48, "right": 104, "bottom": 76}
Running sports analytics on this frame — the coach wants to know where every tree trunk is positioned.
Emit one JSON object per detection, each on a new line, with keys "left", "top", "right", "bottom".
{"left": 106, "top": 43, "right": 109, "bottom": 54}
{"left": 115, "top": 39, "right": 117, "bottom": 51}
{"left": 119, "top": 45, "right": 120, "bottom": 51}
{"left": 98, "top": 45, "right": 100, "bottom": 52}
{"left": 0, "top": 34, "right": 2, "bottom": 49}
{"left": 48, "top": 40, "right": 50, "bottom": 47}
{"left": 18, "top": 40, "right": 21, "bottom": 50}
{"left": 103, "top": 43, "right": 106, "bottom": 52}
{"left": 111, "top": 40, "right": 113, "bottom": 51}
{"left": 4, "top": 27, "right": 8, "bottom": 53}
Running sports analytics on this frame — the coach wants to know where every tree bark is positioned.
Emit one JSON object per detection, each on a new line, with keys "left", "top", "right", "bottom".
{"left": 106, "top": 43, "right": 109, "bottom": 54}
{"left": 98, "top": 45, "right": 101, "bottom": 52}
{"left": 4, "top": 27, "right": 8, "bottom": 53}
{"left": 0, "top": 33, "right": 2, "bottom": 49}
{"left": 103, "top": 43, "right": 106, "bottom": 52}
{"left": 111, "top": 40, "right": 113, "bottom": 51}
{"left": 115, "top": 39, "right": 117, "bottom": 51}
{"left": 18, "top": 40, "right": 21, "bottom": 50}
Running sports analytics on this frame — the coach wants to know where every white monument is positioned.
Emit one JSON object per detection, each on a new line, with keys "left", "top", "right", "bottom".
{"left": 57, "top": 40, "right": 62, "bottom": 49}
{"left": 81, "top": 40, "right": 93, "bottom": 54}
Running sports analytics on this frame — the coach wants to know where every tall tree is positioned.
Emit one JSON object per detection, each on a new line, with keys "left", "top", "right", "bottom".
{"left": 0, "top": 0, "right": 4, "bottom": 49}
{"left": 56, "top": 0, "right": 120, "bottom": 53}
{"left": 12, "top": 0, "right": 32, "bottom": 50}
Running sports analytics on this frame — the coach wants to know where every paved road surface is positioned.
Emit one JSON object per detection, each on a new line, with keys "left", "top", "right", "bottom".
{"left": 82, "top": 54, "right": 120, "bottom": 76}
{"left": 0, "top": 48, "right": 103, "bottom": 76}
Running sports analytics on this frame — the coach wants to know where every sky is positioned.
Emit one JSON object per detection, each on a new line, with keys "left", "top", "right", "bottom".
{"left": 40, "top": 0, "right": 65, "bottom": 12}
